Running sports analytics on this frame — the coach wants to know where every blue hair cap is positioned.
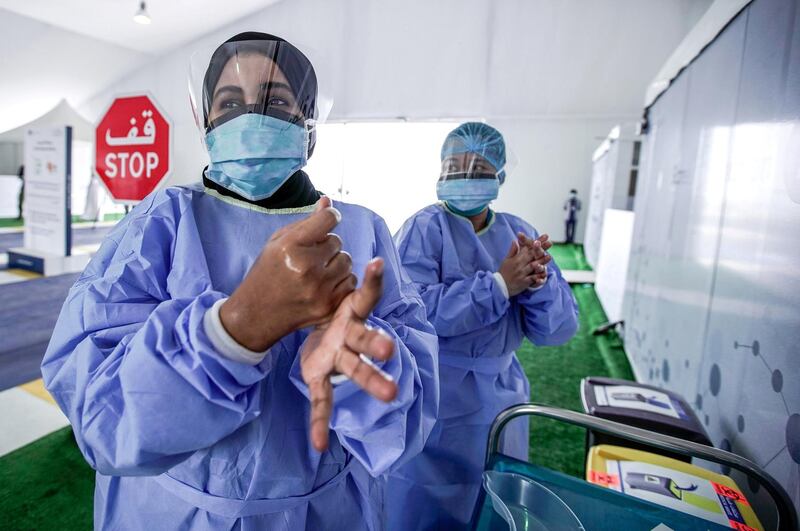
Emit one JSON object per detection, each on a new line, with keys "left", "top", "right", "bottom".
{"left": 441, "top": 122, "right": 507, "bottom": 183}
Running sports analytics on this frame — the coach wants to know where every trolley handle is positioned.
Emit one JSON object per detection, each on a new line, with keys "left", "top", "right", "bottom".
{"left": 486, "top": 403, "right": 798, "bottom": 531}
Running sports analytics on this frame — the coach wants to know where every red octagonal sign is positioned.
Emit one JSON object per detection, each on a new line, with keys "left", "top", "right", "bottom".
{"left": 95, "top": 94, "right": 172, "bottom": 202}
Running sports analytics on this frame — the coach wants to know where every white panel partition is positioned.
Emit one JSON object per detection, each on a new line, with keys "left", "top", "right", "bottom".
{"left": 595, "top": 209, "right": 634, "bottom": 323}
{"left": 584, "top": 124, "right": 639, "bottom": 268}
{"left": 623, "top": 0, "right": 800, "bottom": 515}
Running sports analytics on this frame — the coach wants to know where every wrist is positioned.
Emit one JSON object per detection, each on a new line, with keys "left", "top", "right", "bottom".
{"left": 205, "top": 299, "right": 269, "bottom": 364}
{"left": 528, "top": 268, "right": 552, "bottom": 292}
{"left": 221, "top": 295, "right": 292, "bottom": 351}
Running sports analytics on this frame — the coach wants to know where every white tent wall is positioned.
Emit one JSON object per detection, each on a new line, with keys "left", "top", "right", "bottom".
{"left": 77, "top": 0, "right": 710, "bottom": 239}
{"left": 0, "top": 8, "right": 147, "bottom": 135}
{"left": 0, "top": 142, "right": 22, "bottom": 175}
{"left": 0, "top": 100, "right": 96, "bottom": 143}
{"left": 0, "top": 140, "right": 22, "bottom": 217}
{"left": 490, "top": 116, "right": 624, "bottom": 242}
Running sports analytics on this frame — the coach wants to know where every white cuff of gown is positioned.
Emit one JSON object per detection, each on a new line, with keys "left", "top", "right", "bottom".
{"left": 204, "top": 298, "right": 269, "bottom": 365}
{"left": 492, "top": 271, "right": 510, "bottom": 299}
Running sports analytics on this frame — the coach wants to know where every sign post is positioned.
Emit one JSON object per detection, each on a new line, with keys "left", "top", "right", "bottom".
{"left": 94, "top": 93, "right": 171, "bottom": 203}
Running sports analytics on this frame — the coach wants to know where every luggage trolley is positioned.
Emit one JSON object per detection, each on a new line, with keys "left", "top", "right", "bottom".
{"left": 472, "top": 404, "right": 797, "bottom": 531}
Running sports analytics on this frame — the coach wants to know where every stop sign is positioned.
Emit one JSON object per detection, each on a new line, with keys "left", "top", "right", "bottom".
{"left": 95, "top": 94, "right": 172, "bottom": 202}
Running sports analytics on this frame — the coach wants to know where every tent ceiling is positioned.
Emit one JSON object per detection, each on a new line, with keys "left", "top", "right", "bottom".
{"left": 0, "top": 0, "right": 713, "bottom": 134}
{"left": 0, "top": 0, "right": 284, "bottom": 54}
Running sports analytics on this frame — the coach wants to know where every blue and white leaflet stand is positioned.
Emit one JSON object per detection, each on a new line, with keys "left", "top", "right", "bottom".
{"left": 8, "top": 126, "right": 90, "bottom": 275}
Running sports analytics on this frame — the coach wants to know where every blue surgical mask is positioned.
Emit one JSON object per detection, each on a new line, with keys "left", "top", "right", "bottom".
{"left": 205, "top": 113, "right": 309, "bottom": 201}
{"left": 437, "top": 176, "right": 499, "bottom": 216}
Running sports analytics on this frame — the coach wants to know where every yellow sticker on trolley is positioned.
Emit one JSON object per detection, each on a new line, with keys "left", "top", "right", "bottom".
{"left": 586, "top": 445, "right": 762, "bottom": 531}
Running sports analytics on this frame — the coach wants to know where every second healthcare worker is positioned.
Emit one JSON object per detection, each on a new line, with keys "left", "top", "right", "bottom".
{"left": 42, "top": 32, "right": 438, "bottom": 530}
{"left": 387, "top": 123, "right": 579, "bottom": 529}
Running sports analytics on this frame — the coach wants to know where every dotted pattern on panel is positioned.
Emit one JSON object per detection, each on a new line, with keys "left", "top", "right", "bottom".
{"left": 697, "top": 339, "right": 799, "bottom": 476}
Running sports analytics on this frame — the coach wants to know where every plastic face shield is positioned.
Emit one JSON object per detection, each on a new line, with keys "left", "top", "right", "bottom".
{"left": 439, "top": 152, "right": 500, "bottom": 182}
{"left": 438, "top": 122, "right": 517, "bottom": 184}
{"left": 188, "top": 39, "right": 333, "bottom": 149}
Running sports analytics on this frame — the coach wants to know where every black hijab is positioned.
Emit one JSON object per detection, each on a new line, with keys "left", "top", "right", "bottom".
{"left": 202, "top": 31, "right": 320, "bottom": 209}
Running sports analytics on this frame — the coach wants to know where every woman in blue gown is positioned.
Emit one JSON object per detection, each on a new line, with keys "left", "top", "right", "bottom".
{"left": 42, "top": 32, "right": 438, "bottom": 530}
{"left": 386, "top": 123, "right": 579, "bottom": 530}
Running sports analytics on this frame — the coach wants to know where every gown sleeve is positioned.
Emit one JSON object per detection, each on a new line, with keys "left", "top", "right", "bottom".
{"left": 513, "top": 220, "right": 579, "bottom": 346}
{"left": 394, "top": 214, "right": 510, "bottom": 338}
{"left": 41, "top": 191, "right": 273, "bottom": 477}
{"left": 290, "top": 212, "right": 440, "bottom": 476}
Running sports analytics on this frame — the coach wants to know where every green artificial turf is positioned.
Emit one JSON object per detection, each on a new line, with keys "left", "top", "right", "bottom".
{"left": 0, "top": 218, "right": 24, "bottom": 228}
{"left": 0, "top": 244, "right": 631, "bottom": 527}
{"left": 548, "top": 243, "right": 592, "bottom": 271}
{"left": 0, "top": 427, "right": 94, "bottom": 530}
{"left": 518, "top": 282, "right": 634, "bottom": 479}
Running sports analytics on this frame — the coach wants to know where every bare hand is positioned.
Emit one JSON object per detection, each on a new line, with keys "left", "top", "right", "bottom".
{"left": 301, "top": 258, "right": 397, "bottom": 451}
{"left": 519, "top": 232, "right": 553, "bottom": 257}
{"left": 499, "top": 239, "right": 537, "bottom": 296}
{"left": 220, "top": 197, "right": 357, "bottom": 351}
{"left": 518, "top": 232, "right": 553, "bottom": 289}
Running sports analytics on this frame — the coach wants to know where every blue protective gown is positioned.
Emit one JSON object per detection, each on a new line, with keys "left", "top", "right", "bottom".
{"left": 386, "top": 203, "right": 578, "bottom": 530}
{"left": 41, "top": 184, "right": 439, "bottom": 530}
